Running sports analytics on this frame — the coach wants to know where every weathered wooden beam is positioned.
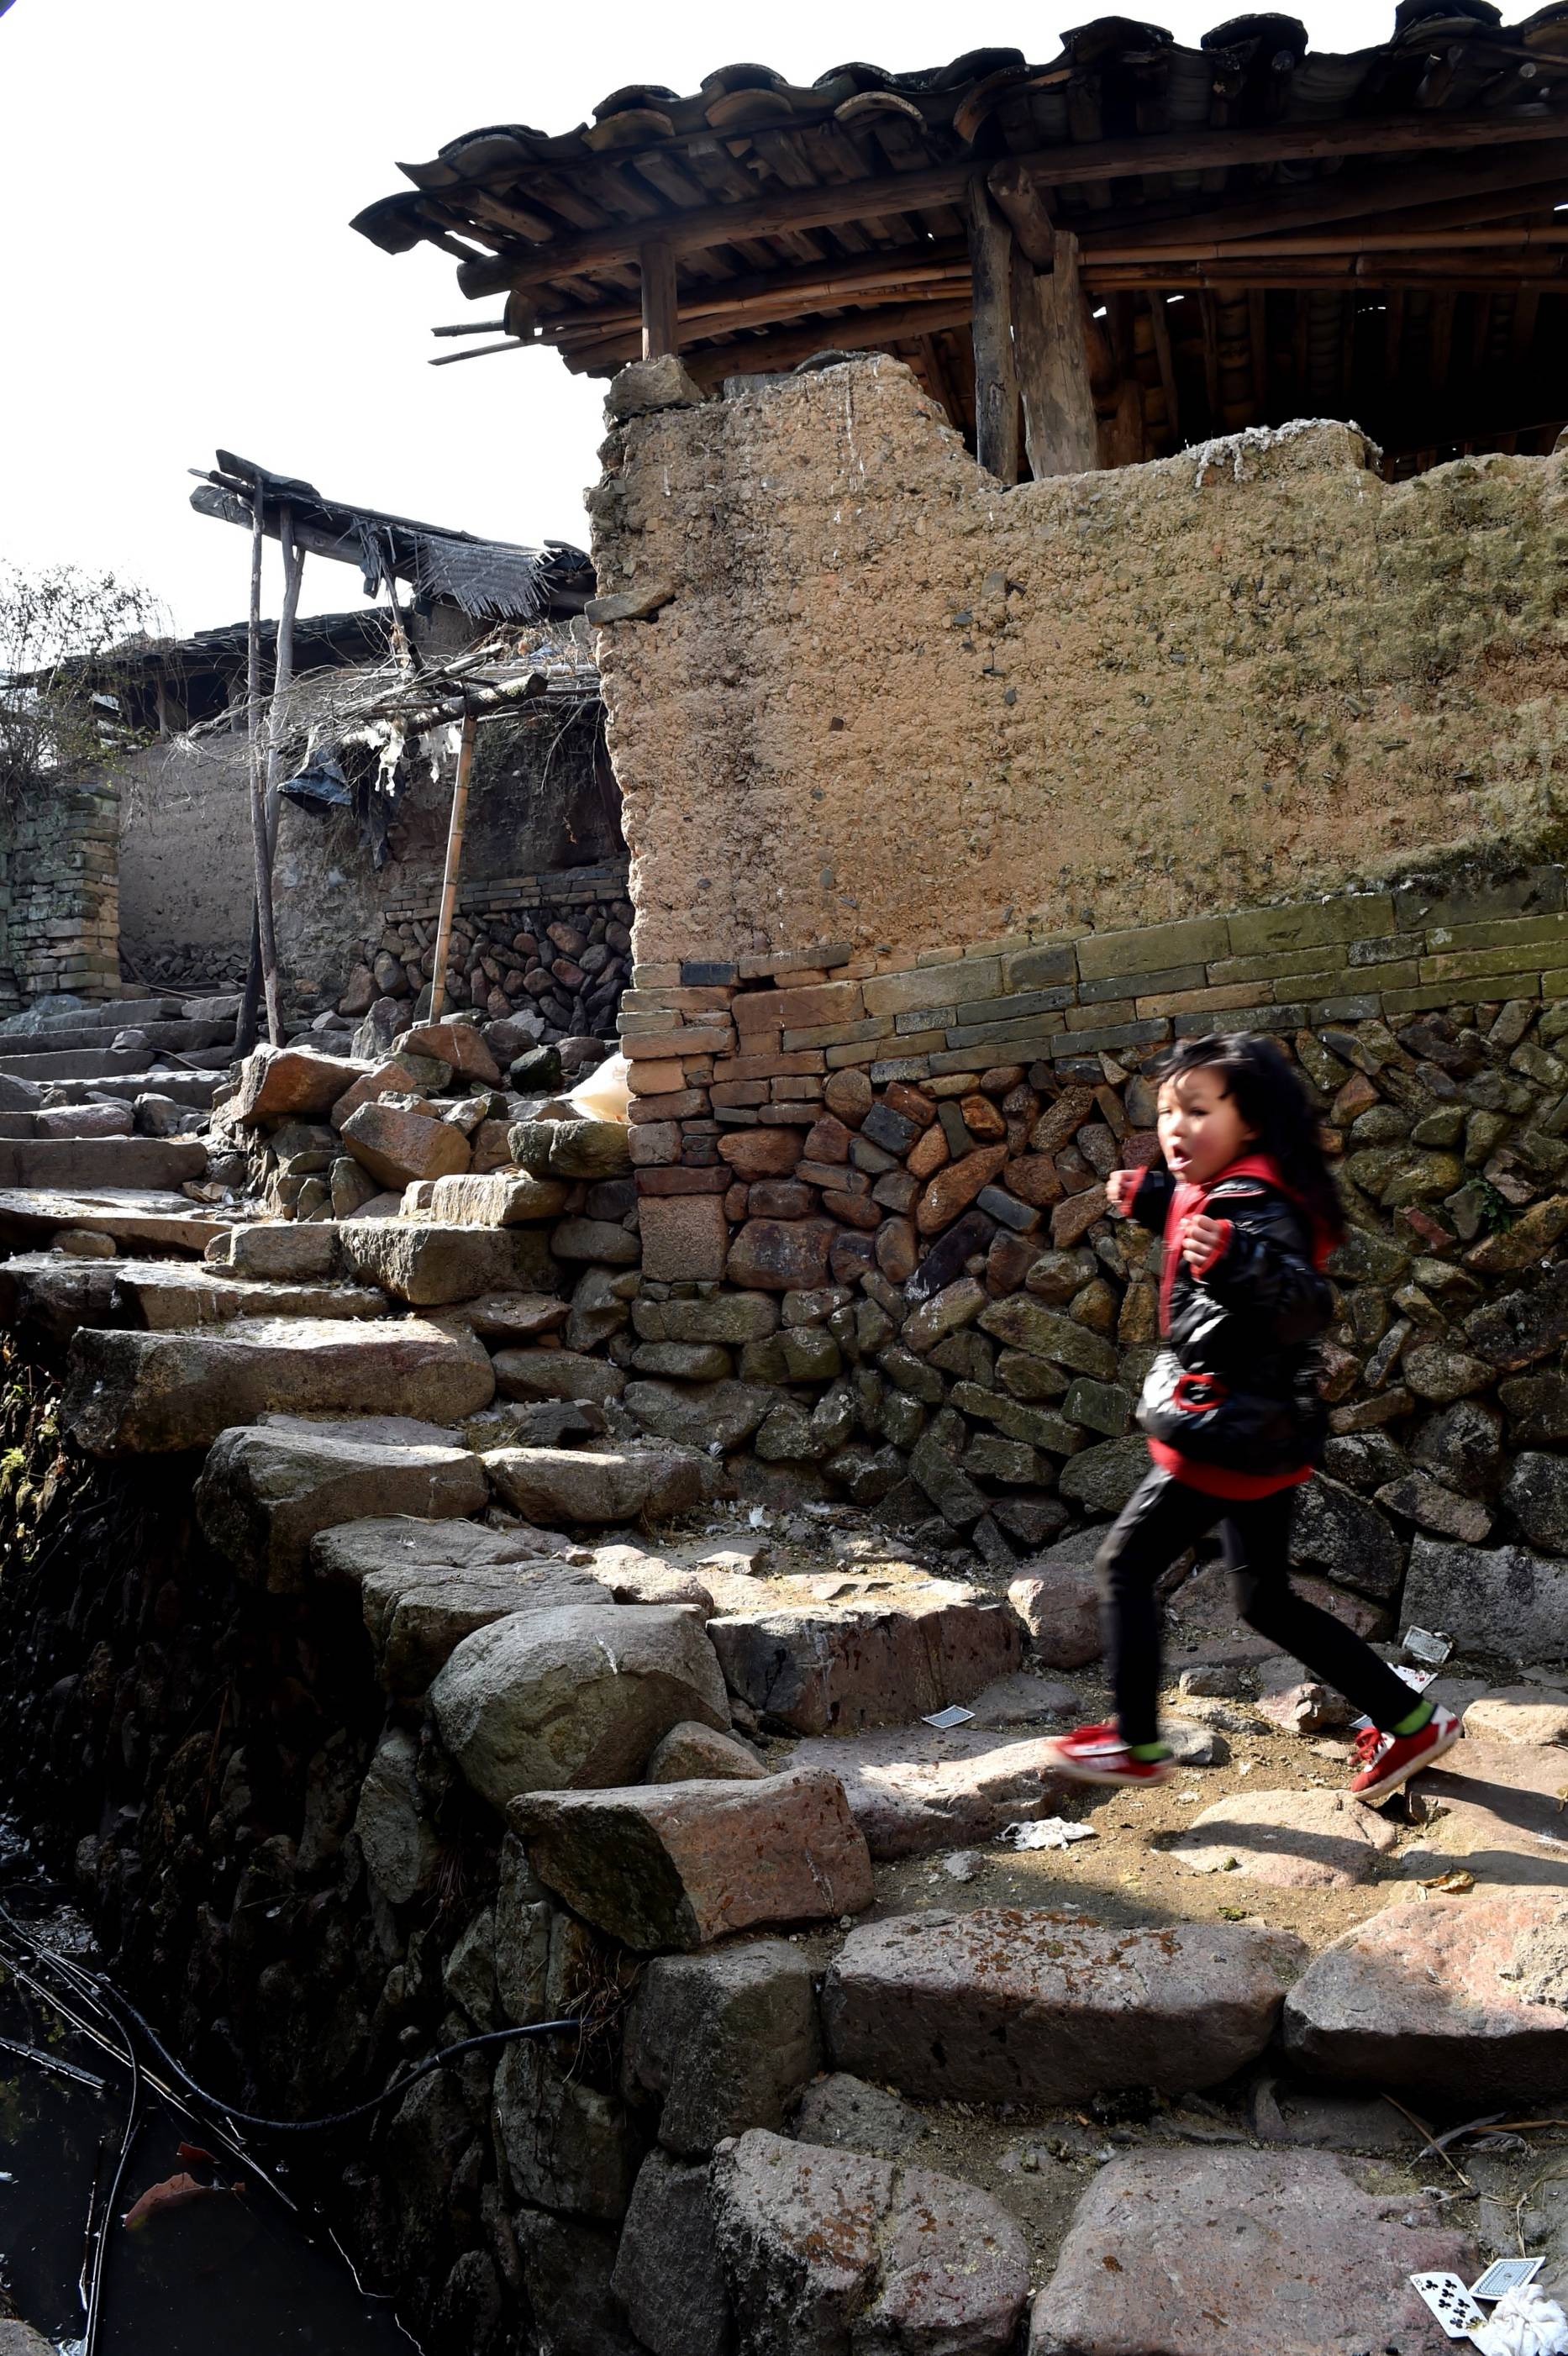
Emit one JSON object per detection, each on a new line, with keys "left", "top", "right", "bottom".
{"left": 454, "top": 109, "right": 1568, "bottom": 298}
{"left": 639, "top": 239, "right": 679, "bottom": 360}
{"left": 988, "top": 158, "right": 1057, "bottom": 268}
{"left": 1013, "top": 232, "right": 1100, "bottom": 479}
{"left": 678, "top": 298, "right": 977, "bottom": 386}
{"left": 966, "top": 178, "right": 1018, "bottom": 485}
{"left": 1148, "top": 292, "right": 1181, "bottom": 444}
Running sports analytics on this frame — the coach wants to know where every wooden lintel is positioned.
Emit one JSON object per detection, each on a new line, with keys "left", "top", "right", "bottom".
{"left": 1014, "top": 232, "right": 1100, "bottom": 480}
{"left": 988, "top": 158, "right": 1056, "bottom": 267}
{"left": 450, "top": 108, "right": 1568, "bottom": 298}
{"left": 966, "top": 177, "right": 1018, "bottom": 486}
{"left": 639, "top": 239, "right": 679, "bottom": 359}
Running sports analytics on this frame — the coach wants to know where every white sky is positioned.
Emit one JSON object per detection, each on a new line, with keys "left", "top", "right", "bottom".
{"left": 0, "top": 0, "right": 1539, "bottom": 636}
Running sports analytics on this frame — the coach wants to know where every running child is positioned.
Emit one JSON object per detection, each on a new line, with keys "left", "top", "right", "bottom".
{"left": 1043, "top": 1030, "right": 1459, "bottom": 1806}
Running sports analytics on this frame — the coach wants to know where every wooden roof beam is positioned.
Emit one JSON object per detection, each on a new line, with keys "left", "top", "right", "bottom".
{"left": 448, "top": 108, "right": 1568, "bottom": 297}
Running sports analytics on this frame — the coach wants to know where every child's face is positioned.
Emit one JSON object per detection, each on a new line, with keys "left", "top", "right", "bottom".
{"left": 1156, "top": 1068, "right": 1256, "bottom": 1186}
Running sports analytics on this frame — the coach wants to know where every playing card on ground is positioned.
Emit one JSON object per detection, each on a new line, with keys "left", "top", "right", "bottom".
{"left": 1410, "top": 2273, "right": 1488, "bottom": 2338}
{"left": 1471, "top": 2259, "right": 1545, "bottom": 2302}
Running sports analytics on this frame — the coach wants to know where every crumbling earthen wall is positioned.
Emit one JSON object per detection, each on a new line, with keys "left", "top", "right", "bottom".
{"left": 112, "top": 681, "right": 624, "bottom": 1007}
{"left": 592, "top": 361, "right": 1568, "bottom": 971}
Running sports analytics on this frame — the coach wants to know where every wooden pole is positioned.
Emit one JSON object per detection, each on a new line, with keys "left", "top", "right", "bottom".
{"left": 966, "top": 177, "right": 1018, "bottom": 485}
{"left": 428, "top": 713, "right": 477, "bottom": 1024}
{"left": 264, "top": 505, "right": 305, "bottom": 857}
{"left": 639, "top": 239, "right": 679, "bottom": 360}
{"left": 241, "top": 485, "right": 283, "bottom": 1047}
{"left": 235, "top": 498, "right": 268, "bottom": 1057}
{"left": 1014, "top": 232, "right": 1100, "bottom": 478}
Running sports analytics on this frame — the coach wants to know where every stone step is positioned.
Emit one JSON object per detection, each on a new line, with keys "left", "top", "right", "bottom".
{"left": 0, "top": 1106, "right": 136, "bottom": 1140}
{"left": 62, "top": 1314, "right": 497, "bottom": 1454}
{"left": 0, "top": 997, "right": 182, "bottom": 1038}
{"left": 0, "top": 1188, "right": 228, "bottom": 1255}
{"left": 41, "top": 1070, "right": 228, "bottom": 1109}
{"left": 0, "top": 1018, "right": 234, "bottom": 1060}
{"left": 0, "top": 1046, "right": 154, "bottom": 1083}
{"left": 0, "top": 1254, "right": 389, "bottom": 1346}
{"left": 704, "top": 1591, "right": 1022, "bottom": 1736}
{"left": 195, "top": 1414, "right": 491, "bottom": 1593}
{"left": 822, "top": 1907, "right": 1306, "bottom": 2106}
{"left": 0, "top": 1137, "right": 208, "bottom": 1191}
{"left": 1283, "top": 1887, "right": 1568, "bottom": 2103}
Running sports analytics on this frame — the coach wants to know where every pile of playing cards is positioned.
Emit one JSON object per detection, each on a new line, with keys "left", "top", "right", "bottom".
{"left": 1411, "top": 2261, "right": 1568, "bottom": 2353}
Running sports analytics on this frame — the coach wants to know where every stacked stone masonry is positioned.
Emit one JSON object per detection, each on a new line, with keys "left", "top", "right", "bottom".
{"left": 0, "top": 777, "right": 121, "bottom": 1009}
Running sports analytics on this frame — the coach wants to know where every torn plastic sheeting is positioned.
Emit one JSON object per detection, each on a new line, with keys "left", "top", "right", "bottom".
{"left": 999, "top": 1818, "right": 1098, "bottom": 1851}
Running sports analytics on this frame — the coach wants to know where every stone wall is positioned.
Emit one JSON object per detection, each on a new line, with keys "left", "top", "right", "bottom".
{"left": 591, "top": 361, "right": 1568, "bottom": 969}
{"left": 115, "top": 681, "right": 623, "bottom": 1010}
{"left": 0, "top": 773, "right": 122, "bottom": 1008}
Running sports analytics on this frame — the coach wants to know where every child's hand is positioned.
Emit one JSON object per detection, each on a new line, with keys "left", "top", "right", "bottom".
{"left": 1105, "top": 1169, "right": 1142, "bottom": 1216}
{"left": 1181, "top": 1212, "right": 1231, "bottom": 1272}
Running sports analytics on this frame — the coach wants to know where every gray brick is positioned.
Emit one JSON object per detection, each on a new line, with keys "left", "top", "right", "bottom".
{"left": 1066, "top": 999, "right": 1134, "bottom": 1028}
{"left": 1394, "top": 866, "right": 1565, "bottom": 931}
{"left": 943, "top": 1013, "right": 1068, "bottom": 1049}
{"left": 894, "top": 1005, "right": 955, "bottom": 1033}
{"left": 1076, "top": 918, "right": 1229, "bottom": 982}
{"left": 863, "top": 959, "right": 1002, "bottom": 1018}
{"left": 1173, "top": 1003, "right": 1308, "bottom": 1039}
{"left": 1079, "top": 963, "right": 1204, "bottom": 1006}
{"left": 1001, "top": 943, "right": 1077, "bottom": 992}
{"left": 870, "top": 1057, "right": 936, "bottom": 1084}
{"left": 1345, "top": 932, "right": 1424, "bottom": 968}
{"left": 1050, "top": 1019, "right": 1171, "bottom": 1057}
{"left": 1224, "top": 894, "right": 1396, "bottom": 957}
{"left": 1308, "top": 995, "right": 1383, "bottom": 1023}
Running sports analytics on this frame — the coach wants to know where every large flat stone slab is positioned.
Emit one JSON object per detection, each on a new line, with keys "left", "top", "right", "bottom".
{"left": 1029, "top": 2148, "right": 1475, "bottom": 2356}
{"left": 706, "top": 1592, "right": 1022, "bottom": 1735}
{"left": 1284, "top": 1890, "right": 1568, "bottom": 2101}
{"left": 109, "top": 1265, "right": 389, "bottom": 1328}
{"left": 823, "top": 1908, "right": 1306, "bottom": 2105}
{"left": 788, "top": 1724, "right": 1077, "bottom": 1859}
{"left": 1171, "top": 1788, "right": 1402, "bottom": 1890}
{"left": 336, "top": 1220, "right": 519, "bottom": 1306}
{"left": 512, "top": 1770, "right": 873, "bottom": 1950}
{"left": 193, "top": 1415, "right": 489, "bottom": 1592}
{"left": 432, "top": 1603, "right": 729, "bottom": 1809}
{"left": 1403, "top": 1535, "right": 1568, "bottom": 1663}
{"left": 310, "top": 1512, "right": 610, "bottom": 1688}
{"left": 1392, "top": 1738, "right": 1568, "bottom": 1890}
{"left": 0, "top": 1046, "right": 152, "bottom": 1083}
{"left": 713, "top": 2128, "right": 1028, "bottom": 2356}
{"left": 0, "top": 1137, "right": 207, "bottom": 1191}
{"left": 483, "top": 1442, "right": 706, "bottom": 1526}
{"left": 63, "top": 1316, "right": 496, "bottom": 1454}
{"left": 0, "top": 1189, "right": 226, "bottom": 1254}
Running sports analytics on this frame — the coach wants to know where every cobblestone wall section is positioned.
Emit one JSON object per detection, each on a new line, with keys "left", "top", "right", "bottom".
{"left": 1, "top": 777, "right": 121, "bottom": 1007}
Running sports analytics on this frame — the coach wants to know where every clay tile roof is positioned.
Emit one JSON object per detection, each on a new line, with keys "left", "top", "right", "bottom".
{"left": 352, "top": 8, "right": 1568, "bottom": 473}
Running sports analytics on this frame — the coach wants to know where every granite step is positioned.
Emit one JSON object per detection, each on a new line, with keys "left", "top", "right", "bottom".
{"left": 0, "top": 1188, "right": 228, "bottom": 1254}
{"left": 0, "top": 1047, "right": 155, "bottom": 1084}
{"left": 0, "top": 1253, "right": 390, "bottom": 1349}
{"left": 62, "top": 1315, "right": 497, "bottom": 1454}
{"left": 0, "top": 1018, "right": 234, "bottom": 1060}
{"left": 41, "top": 1070, "right": 229, "bottom": 1109}
{"left": 0, "top": 1137, "right": 208, "bottom": 1191}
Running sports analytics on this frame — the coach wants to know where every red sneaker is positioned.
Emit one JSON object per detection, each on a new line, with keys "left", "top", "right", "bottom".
{"left": 1044, "top": 1723, "right": 1176, "bottom": 1788}
{"left": 1348, "top": 1706, "right": 1461, "bottom": 1806}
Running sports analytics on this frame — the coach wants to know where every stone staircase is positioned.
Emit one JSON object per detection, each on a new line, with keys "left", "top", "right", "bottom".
{"left": 0, "top": 994, "right": 239, "bottom": 1254}
{"left": 12, "top": 1211, "right": 1568, "bottom": 2355}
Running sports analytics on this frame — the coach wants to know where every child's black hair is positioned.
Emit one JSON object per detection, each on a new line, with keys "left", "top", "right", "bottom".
{"left": 1153, "top": 1031, "right": 1345, "bottom": 1244}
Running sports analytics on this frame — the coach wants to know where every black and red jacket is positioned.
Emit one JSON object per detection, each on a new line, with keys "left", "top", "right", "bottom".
{"left": 1120, "top": 1153, "right": 1334, "bottom": 1501}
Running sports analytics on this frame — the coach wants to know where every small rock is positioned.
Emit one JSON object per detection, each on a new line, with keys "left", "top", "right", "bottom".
{"left": 622, "top": 1939, "right": 821, "bottom": 2154}
{"left": 1463, "top": 1685, "right": 1568, "bottom": 1745}
{"left": 645, "top": 1721, "right": 766, "bottom": 1782}
{"left": 1172, "top": 1787, "right": 1400, "bottom": 1887}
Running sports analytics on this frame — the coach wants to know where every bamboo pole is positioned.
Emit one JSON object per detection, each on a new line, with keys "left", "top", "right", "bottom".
{"left": 235, "top": 494, "right": 271, "bottom": 1057}
{"left": 428, "top": 713, "right": 478, "bottom": 1023}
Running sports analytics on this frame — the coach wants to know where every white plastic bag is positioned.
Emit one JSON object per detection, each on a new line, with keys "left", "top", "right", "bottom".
{"left": 564, "top": 1050, "right": 630, "bottom": 1124}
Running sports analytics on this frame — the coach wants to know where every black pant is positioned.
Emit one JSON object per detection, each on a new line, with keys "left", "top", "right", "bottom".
{"left": 1095, "top": 1465, "right": 1419, "bottom": 1748}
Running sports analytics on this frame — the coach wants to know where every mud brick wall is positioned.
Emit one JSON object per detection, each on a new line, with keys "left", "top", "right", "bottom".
{"left": 591, "top": 360, "right": 1568, "bottom": 969}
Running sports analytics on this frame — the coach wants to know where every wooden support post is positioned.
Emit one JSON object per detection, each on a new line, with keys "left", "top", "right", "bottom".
{"left": 1013, "top": 232, "right": 1100, "bottom": 479}
{"left": 429, "top": 713, "right": 477, "bottom": 1023}
{"left": 263, "top": 504, "right": 304, "bottom": 860}
{"left": 639, "top": 239, "right": 679, "bottom": 360}
{"left": 1149, "top": 292, "right": 1181, "bottom": 444}
{"left": 237, "top": 488, "right": 282, "bottom": 1054}
{"left": 966, "top": 178, "right": 1018, "bottom": 485}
